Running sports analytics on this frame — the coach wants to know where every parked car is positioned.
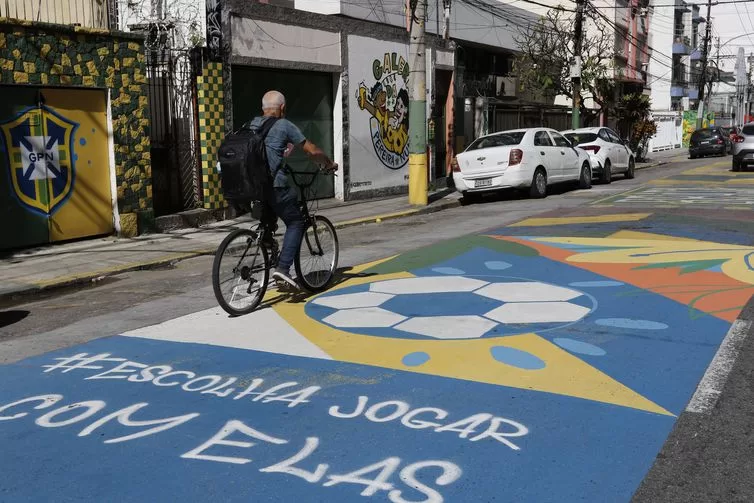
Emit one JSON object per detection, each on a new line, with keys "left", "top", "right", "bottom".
{"left": 718, "top": 127, "right": 734, "bottom": 154}
{"left": 689, "top": 128, "right": 729, "bottom": 158}
{"left": 731, "top": 123, "right": 754, "bottom": 171}
{"left": 451, "top": 128, "right": 593, "bottom": 199}
{"left": 561, "top": 127, "right": 636, "bottom": 184}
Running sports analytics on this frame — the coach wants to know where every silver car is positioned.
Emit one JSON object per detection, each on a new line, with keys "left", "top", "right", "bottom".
{"left": 731, "top": 123, "right": 754, "bottom": 171}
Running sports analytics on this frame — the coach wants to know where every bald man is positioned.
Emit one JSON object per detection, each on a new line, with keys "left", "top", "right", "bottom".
{"left": 245, "top": 90, "right": 337, "bottom": 289}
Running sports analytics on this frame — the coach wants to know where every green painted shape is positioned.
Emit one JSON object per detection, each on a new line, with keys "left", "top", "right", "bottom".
{"left": 366, "top": 235, "right": 538, "bottom": 274}
{"left": 0, "top": 86, "right": 50, "bottom": 250}
{"left": 408, "top": 100, "right": 426, "bottom": 154}
{"left": 633, "top": 258, "right": 728, "bottom": 275}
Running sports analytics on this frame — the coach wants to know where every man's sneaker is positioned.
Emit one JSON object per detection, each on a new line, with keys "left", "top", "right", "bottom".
{"left": 272, "top": 268, "right": 299, "bottom": 290}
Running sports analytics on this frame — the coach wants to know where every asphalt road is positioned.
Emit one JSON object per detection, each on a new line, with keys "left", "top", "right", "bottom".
{"left": 1, "top": 156, "right": 753, "bottom": 502}
{"left": 1, "top": 159, "right": 697, "bottom": 356}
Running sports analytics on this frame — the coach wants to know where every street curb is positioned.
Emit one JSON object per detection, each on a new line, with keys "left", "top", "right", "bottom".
{"left": 333, "top": 197, "right": 462, "bottom": 229}
{"left": 0, "top": 197, "right": 463, "bottom": 306}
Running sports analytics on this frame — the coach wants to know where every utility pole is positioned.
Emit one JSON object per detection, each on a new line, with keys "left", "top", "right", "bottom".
{"left": 572, "top": 0, "right": 585, "bottom": 130}
{"left": 705, "top": 36, "right": 720, "bottom": 118}
{"left": 697, "top": 0, "right": 713, "bottom": 128}
{"left": 408, "top": 0, "right": 428, "bottom": 206}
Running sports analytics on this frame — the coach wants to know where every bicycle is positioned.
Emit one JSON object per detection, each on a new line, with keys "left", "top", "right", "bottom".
{"left": 211, "top": 167, "right": 339, "bottom": 316}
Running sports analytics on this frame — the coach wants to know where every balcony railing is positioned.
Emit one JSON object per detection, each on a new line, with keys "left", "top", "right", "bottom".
{"left": 0, "top": 0, "right": 114, "bottom": 30}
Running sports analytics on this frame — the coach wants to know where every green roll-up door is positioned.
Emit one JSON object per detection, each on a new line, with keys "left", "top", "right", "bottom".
{"left": 231, "top": 66, "right": 335, "bottom": 200}
{"left": 0, "top": 86, "right": 50, "bottom": 250}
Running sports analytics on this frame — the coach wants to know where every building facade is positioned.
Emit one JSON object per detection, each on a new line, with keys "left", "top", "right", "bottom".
{"left": 648, "top": 0, "right": 702, "bottom": 112}
{"left": 197, "top": 0, "right": 537, "bottom": 204}
{"left": 0, "top": 1, "right": 153, "bottom": 250}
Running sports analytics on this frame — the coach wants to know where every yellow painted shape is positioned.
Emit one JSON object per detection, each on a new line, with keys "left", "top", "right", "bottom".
{"left": 336, "top": 209, "right": 420, "bottom": 228}
{"left": 532, "top": 235, "right": 754, "bottom": 285}
{"left": 509, "top": 213, "right": 652, "bottom": 227}
{"left": 608, "top": 230, "right": 701, "bottom": 242}
{"left": 276, "top": 299, "right": 671, "bottom": 415}
{"left": 273, "top": 267, "right": 672, "bottom": 416}
{"left": 649, "top": 179, "right": 754, "bottom": 186}
{"left": 408, "top": 153, "right": 428, "bottom": 206}
{"left": 43, "top": 88, "right": 114, "bottom": 242}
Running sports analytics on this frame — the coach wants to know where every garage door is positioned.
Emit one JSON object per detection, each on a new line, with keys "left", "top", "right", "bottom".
{"left": 0, "top": 86, "right": 113, "bottom": 250}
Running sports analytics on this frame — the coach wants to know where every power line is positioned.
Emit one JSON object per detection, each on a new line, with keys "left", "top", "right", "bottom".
{"left": 590, "top": 0, "right": 754, "bottom": 7}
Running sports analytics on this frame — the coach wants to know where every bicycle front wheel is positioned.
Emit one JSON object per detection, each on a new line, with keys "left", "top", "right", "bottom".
{"left": 212, "top": 229, "right": 269, "bottom": 316}
{"left": 295, "top": 215, "right": 339, "bottom": 292}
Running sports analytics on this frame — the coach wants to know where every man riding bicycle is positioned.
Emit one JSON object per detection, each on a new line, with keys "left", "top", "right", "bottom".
{"left": 245, "top": 90, "right": 338, "bottom": 289}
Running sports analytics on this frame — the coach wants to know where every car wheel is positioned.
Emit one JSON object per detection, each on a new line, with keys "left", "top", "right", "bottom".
{"left": 529, "top": 168, "right": 547, "bottom": 198}
{"left": 732, "top": 161, "right": 741, "bottom": 172}
{"left": 625, "top": 157, "right": 635, "bottom": 179}
{"left": 600, "top": 160, "right": 612, "bottom": 184}
{"left": 690, "top": 153, "right": 697, "bottom": 159}
{"left": 578, "top": 162, "right": 592, "bottom": 189}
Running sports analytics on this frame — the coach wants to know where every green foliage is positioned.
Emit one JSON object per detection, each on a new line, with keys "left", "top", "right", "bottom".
{"left": 512, "top": 7, "right": 616, "bottom": 125}
{"left": 614, "top": 94, "right": 655, "bottom": 160}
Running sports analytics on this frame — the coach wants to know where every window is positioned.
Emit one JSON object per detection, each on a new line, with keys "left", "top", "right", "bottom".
{"left": 466, "top": 132, "right": 526, "bottom": 151}
{"left": 534, "top": 131, "right": 553, "bottom": 146}
{"left": 565, "top": 132, "right": 598, "bottom": 145}
{"left": 606, "top": 129, "right": 623, "bottom": 143}
{"left": 691, "top": 129, "right": 714, "bottom": 140}
{"left": 741, "top": 125, "right": 754, "bottom": 135}
{"left": 599, "top": 129, "right": 612, "bottom": 142}
{"left": 550, "top": 132, "right": 571, "bottom": 147}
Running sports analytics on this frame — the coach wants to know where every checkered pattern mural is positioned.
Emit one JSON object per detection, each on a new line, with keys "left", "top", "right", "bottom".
{"left": 197, "top": 62, "right": 225, "bottom": 209}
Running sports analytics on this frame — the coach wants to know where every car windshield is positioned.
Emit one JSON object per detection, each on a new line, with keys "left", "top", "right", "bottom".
{"left": 691, "top": 129, "right": 715, "bottom": 140}
{"left": 564, "top": 132, "right": 598, "bottom": 145}
{"left": 742, "top": 125, "right": 754, "bottom": 135}
{"left": 466, "top": 132, "right": 525, "bottom": 151}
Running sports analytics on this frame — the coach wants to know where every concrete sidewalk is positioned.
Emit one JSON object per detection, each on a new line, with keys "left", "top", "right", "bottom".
{"left": 0, "top": 190, "right": 462, "bottom": 304}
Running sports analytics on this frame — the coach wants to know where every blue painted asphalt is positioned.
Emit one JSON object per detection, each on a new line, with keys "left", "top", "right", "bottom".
{"left": 1, "top": 335, "right": 673, "bottom": 502}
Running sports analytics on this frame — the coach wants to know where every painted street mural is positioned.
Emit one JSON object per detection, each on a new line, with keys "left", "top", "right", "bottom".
{"left": 2, "top": 211, "right": 752, "bottom": 501}
{"left": 0, "top": 87, "right": 114, "bottom": 249}
{"left": 348, "top": 35, "right": 411, "bottom": 193}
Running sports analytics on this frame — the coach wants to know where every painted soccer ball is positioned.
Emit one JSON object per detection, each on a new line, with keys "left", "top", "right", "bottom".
{"left": 306, "top": 276, "right": 594, "bottom": 340}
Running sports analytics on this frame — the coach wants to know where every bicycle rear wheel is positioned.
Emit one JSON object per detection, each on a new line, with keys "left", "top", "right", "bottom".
{"left": 294, "top": 215, "right": 339, "bottom": 292}
{"left": 212, "top": 229, "right": 269, "bottom": 316}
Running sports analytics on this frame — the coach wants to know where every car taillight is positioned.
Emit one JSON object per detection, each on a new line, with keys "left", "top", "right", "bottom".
{"left": 451, "top": 157, "right": 460, "bottom": 172}
{"left": 509, "top": 149, "right": 523, "bottom": 166}
{"left": 580, "top": 145, "right": 601, "bottom": 153}
{"left": 717, "top": 138, "right": 724, "bottom": 144}
{"left": 733, "top": 135, "right": 745, "bottom": 143}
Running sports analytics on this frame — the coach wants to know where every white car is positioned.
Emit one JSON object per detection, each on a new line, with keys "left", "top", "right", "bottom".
{"left": 452, "top": 128, "right": 593, "bottom": 199}
{"left": 561, "top": 127, "right": 636, "bottom": 184}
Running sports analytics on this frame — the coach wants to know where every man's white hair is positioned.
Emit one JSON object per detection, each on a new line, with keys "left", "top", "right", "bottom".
{"left": 262, "top": 90, "right": 286, "bottom": 110}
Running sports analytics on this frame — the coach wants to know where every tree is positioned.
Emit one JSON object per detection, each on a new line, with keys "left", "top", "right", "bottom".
{"left": 614, "top": 93, "right": 656, "bottom": 161}
{"left": 513, "top": 6, "right": 615, "bottom": 126}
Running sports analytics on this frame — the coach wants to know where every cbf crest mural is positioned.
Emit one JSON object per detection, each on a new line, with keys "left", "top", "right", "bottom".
{"left": 0, "top": 106, "right": 78, "bottom": 215}
{"left": 357, "top": 51, "right": 410, "bottom": 170}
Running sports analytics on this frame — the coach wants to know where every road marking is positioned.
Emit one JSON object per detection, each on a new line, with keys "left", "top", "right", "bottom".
{"left": 686, "top": 319, "right": 753, "bottom": 414}
{"left": 508, "top": 213, "right": 651, "bottom": 227}
{"left": 124, "top": 306, "right": 333, "bottom": 360}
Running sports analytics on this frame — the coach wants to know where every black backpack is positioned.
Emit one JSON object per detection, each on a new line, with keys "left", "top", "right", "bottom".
{"left": 217, "top": 117, "right": 279, "bottom": 204}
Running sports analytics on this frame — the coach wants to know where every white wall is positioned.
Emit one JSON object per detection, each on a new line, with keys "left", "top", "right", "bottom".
{"left": 347, "top": 35, "right": 411, "bottom": 194}
{"left": 231, "top": 17, "right": 341, "bottom": 65}
{"left": 295, "top": 0, "right": 535, "bottom": 52}
{"left": 648, "top": 3, "right": 675, "bottom": 111}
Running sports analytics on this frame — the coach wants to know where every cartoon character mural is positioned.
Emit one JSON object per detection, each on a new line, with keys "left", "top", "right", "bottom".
{"left": 356, "top": 52, "right": 410, "bottom": 170}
